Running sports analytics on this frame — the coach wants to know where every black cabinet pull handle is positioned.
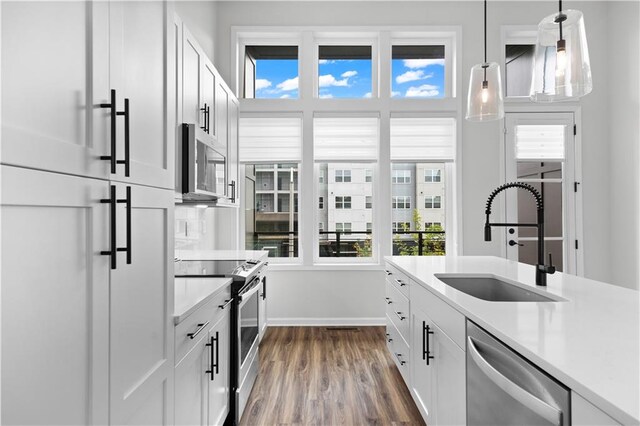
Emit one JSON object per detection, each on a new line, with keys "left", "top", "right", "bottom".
{"left": 213, "top": 331, "right": 219, "bottom": 375}
{"left": 218, "top": 298, "right": 233, "bottom": 310}
{"left": 205, "top": 335, "right": 214, "bottom": 380}
{"left": 262, "top": 276, "right": 267, "bottom": 300}
{"left": 395, "top": 311, "right": 406, "bottom": 321}
{"left": 116, "top": 186, "right": 132, "bottom": 264}
{"left": 100, "top": 185, "right": 118, "bottom": 269}
{"left": 385, "top": 270, "right": 392, "bottom": 275}
{"left": 100, "top": 90, "right": 129, "bottom": 175}
{"left": 100, "top": 90, "right": 118, "bottom": 174}
{"left": 206, "top": 332, "right": 219, "bottom": 380}
{"left": 207, "top": 105, "right": 211, "bottom": 133}
{"left": 396, "top": 279, "right": 406, "bottom": 287}
{"left": 200, "top": 103, "right": 208, "bottom": 132}
{"left": 116, "top": 98, "right": 130, "bottom": 177}
{"left": 228, "top": 180, "right": 236, "bottom": 203}
{"left": 187, "top": 321, "right": 210, "bottom": 340}
{"left": 424, "top": 323, "right": 435, "bottom": 365}
{"left": 395, "top": 353, "right": 406, "bottom": 366}
{"left": 385, "top": 297, "right": 392, "bottom": 305}
{"left": 385, "top": 333, "right": 393, "bottom": 343}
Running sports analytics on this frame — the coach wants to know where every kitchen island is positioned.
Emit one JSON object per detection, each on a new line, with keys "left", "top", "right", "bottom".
{"left": 385, "top": 255, "right": 639, "bottom": 425}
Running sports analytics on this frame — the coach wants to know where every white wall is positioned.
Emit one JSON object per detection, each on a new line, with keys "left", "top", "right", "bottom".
{"left": 201, "top": 0, "right": 638, "bottom": 323}
{"left": 607, "top": 1, "right": 640, "bottom": 290}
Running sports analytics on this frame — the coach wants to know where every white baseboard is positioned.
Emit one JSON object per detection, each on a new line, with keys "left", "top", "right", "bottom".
{"left": 267, "top": 317, "right": 386, "bottom": 327}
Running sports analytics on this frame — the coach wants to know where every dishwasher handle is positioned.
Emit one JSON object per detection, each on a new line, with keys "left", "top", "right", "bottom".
{"left": 467, "top": 336, "right": 562, "bottom": 426}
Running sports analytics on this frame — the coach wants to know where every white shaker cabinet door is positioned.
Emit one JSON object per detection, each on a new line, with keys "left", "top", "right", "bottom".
{"left": 109, "top": 0, "right": 174, "bottom": 190}
{"left": 227, "top": 98, "right": 239, "bottom": 205}
{"left": 208, "top": 312, "right": 231, "bottom": 426}
{"left": 1, "top": 1, "right": 110, "bottom": 180}
{"left": 432, "top": 323, "right": 466, "bottom": 426}
{"left": 202, "top": 59, "right": 217, "bottom": 138}
{"left": 175, "top": 335, "right": 209, "bottom": 426}
{"left": 109, "top": 183, "right": 174, "bottom": 425}
{"left": 182, "top": 26, "right": 204, "bottom": 131}
{"left": 0, "top": 165, "right": 110, "bottom": 425}
{"left": 410, "top": 307, "right": 436, "bottom": 424}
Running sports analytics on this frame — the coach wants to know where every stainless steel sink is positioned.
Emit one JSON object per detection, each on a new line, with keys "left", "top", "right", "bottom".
{"left": 434, "top": 274, "right": 564, "bottom": 302}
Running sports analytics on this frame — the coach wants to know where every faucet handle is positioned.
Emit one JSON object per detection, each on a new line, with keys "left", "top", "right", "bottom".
{"left": 547, "top": 253, "right": 556, "bottom": 274}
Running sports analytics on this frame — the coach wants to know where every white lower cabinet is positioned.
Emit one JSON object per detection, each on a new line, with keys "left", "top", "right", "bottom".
{"left": 175, "top": 297, "right": 231, "bottom": 426}
{"left": 410, "top": 307, "right": 436, "bottom": 423}
{"left": 571, "top": 392, "right": 621, "bottom": 425}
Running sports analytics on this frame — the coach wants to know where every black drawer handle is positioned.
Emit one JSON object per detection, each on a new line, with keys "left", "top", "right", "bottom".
{"left": 99, "top": 89, "right": 129, "bottom": 175}
{"left": 385, "top": 270, "right": 392, "bottom": 276}
{"left": 187, "top": 321, "right": 209, "bottom": 340}
{"left": 396, "top": 279, "right": 407, "bottom": 287}
{"left": 385, "top": 297, "right": 392, "bottom": 305}
{"left": 385, "top": 333, "right": 393, "bottom": 343}
{"left": 423, "top": 322, "right": 435, "bottom": 365}
{"left": 395, "top": 311, "right": 406, "bottom": 321}
{"left": 395, "top": 353, "right": 406, "bottom": 366}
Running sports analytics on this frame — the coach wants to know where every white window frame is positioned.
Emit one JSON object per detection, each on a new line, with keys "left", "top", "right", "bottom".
{"left": 365, "top": 169, "right": 373, "bottom": 182}
{"left": 392, "top": 195, "right": 411, "bottom": 209}
{"left": 424, "top": 169, "right": 442, "bottom": 183}
{"left": 335, "top": 196, "right": 352, "bottom": 209}
{"left": 424, "top": 195, "right": 442, "bottom": 209}
{"left": 500, "top": 26, "right": 538, "bottom": 103}
{"left": 233, "top": 27, "right": 463, "bottom": 268}
{"left": 318, "top": 196, "right": 324, "bottom": 209}
{"left": 335, "top": 169, "right": 352, "bottom": 183}
{"left": 392, "top": 169, "right": 411, "bottom": 184}
{"left": 366, "top": 196, "right": 373, "bottom": 209}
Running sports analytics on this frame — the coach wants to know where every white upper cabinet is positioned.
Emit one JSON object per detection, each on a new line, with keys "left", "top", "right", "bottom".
{"left": 1, "top": 1, "right": 110, "bottom": 179}
{"left": 1, "top": 165, "right": 110, "bottom": 425}
{"left": 109, "top": 1, "right": 174, "bottom": 189}
{"left": 227, "top": 98, "right": 240, "bottom": 204}
{"left": 202, "top": 59, "right": 218, "bottom": 138}
{"left": 182, "top": 26, "right": 205, "bottom": 133}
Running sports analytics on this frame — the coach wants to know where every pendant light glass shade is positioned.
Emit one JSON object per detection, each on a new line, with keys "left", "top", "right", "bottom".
{"left": 466, "top": 62, "right": 504, "bottom": 122}
{"left": 530, "top": 9, "right": 592, "bottom": 102}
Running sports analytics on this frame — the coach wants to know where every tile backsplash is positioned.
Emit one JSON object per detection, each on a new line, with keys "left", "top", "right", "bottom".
{"left": 175, "top": 206, "right": 215, "bottom": 251}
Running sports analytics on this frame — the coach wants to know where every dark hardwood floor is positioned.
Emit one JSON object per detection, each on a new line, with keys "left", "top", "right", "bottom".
{"left": 240, "top": 326, "right": 426, "bottom": 426}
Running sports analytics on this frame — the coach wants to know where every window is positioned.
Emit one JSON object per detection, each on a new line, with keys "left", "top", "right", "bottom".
{"left": 244, "top": 45, "right": 299, "bottom": 99}
{"left": 256, "top": 193, "right": 274, "bottom": 213}
{"left": 392, "top": 196, "right": 411, "bottom": 209}
{"left": 319, "top": 196, "right": 324, "bottom": 209}
{"left": 318, "top": 45, "right": 372, "bottom": 99}
{"left": 425, "top": 222, "right": 442, "bottom": 229}
{"left": 425, "top": 195, "right": 442, "bottom": 209}
{"left": 366, "top": 222, "right": 372, "bottom": 232}
{"left": 335, "top": 222, "right": 352, "bottom": 232}
{"left": 424, "top": 169, "right": 441, "bottom": 182}
{"left": 393, "top": 222, "right": 411, "bottom": 232}
{"left": 335, "top": 169, "right": 351, "bottom": 183}
{"left": 391, "top": 45, "right": 445, "bottom": 98}
{"left": 392, "top": 169, "right": 411, "bottom": 184}
{"left": 365, "top": 169, "right": 373, "bottom": 183}
{"left": 335, "top": 196, "right": 352, "bottom": 209}
{"left": 319, "top": 222, "right": 324, "bottom": 232}
{"left": 366, "top": 196, "right": 372, "bottom": 209}
{"left": 319, "top": 169, "right": 325, "bottom": 183}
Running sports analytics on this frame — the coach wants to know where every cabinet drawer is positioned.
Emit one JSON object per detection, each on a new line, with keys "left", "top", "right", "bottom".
{"left": 175, "top": 286, "right": 232, "bottom": 364}
{"left": 411, "top": 282, "right": 465, "bottom": 350}
{"left": 386, "top": 317, "right": 410, "bottom": 384}
{"left": 385, "top": 279, "right": 410, "bottom": 345}
{"left": 384, "top": 263, "right": 410, "bottom": 298}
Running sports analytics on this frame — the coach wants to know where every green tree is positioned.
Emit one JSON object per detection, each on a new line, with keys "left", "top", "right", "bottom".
{"left": 393, "top": 209, "right": 445, "bottom": 256}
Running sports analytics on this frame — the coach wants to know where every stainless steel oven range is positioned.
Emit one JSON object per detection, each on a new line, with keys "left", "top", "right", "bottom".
{"left": 175, "top": 258, "right": 266, "bottom": 425}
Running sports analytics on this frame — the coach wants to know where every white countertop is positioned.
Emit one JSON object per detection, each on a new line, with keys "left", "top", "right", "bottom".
{"left": 175, "top": 249, "right": 269, "bottom": 262}
{"left": 385, "top": 255, "right": 639, "bottom": 425}
{"left": 174, "top": 277, "right": 233, "bottom": 325}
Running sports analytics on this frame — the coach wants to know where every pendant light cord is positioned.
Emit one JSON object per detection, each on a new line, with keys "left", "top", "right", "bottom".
{"left": 484, "top": 0, "right": 487, "bottom": 64}
{"left": 558, "top": 0, "right": 564, "bottom": 40}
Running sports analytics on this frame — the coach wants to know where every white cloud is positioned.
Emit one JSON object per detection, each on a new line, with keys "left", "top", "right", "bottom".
{"left": 405, "top": 84, "right": 440, "bottom": 98}
{"left": 319, "top": 94, "right": 334, "bottom": 99}
{"left": 341, "top": 70, "right": 358, "bottom": 78}
{"left": 395, "top": 70, "right": 434, "bottom": 84}
{"left": 391, "top": 91, "right": 402, "bottom": 98}
{"left": 255, "top": 79, "right": 272, "bottom": 91}
{"left": 403, "top": 59, "right": 446, "bottom": 69}
{"left": 319, "top": 59, "right": 335, "bottom": 65}
{"left": 276, "top": 77, "right": 299, "bottom": 92}
{"left": 363, "top": 92, "right": 372, "bottom": 98}
{"left": 319, "top": 74, "right": 349, "bottom": 87}
{"left": 280, "top": 94, "right": 291, "bottom": 99}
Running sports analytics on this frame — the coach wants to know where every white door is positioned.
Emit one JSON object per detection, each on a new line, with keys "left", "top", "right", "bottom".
{"left": 1, "top": 165, "right": 109, "bottom": 425}
{"left": 109, "top": 183, "right": 174, "bottom": 425}
{"left": 109, "top": 0, "right": 174, "bottom": 190}
{"left": 175, "top": 335, "right": 209, "bottom": 426}
{"left": 410, "top": 308, "right": 435, "bottom": 423}
{"left": 432, "top": 324, "right": 466, "bottom": 426}
{"left": 1, "top": 1, "right": 110, "bottom": 180}
{"left": 504, "top": 112, "right": 580, "bottom": 275}
{"left": 208, "top": 313, "right": 231, "bottom": 426}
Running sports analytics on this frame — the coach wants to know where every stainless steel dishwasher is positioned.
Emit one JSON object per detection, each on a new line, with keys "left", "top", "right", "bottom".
{"left": 466, "top": 321, "right": 570, "bottom": 425}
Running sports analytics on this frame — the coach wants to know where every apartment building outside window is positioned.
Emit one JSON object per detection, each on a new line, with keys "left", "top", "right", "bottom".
{"left": 425, "top": 195, "right": 442, "bottom": 209}
{"left": 365, "top": 169, "right": 373, "bottom": 182}
{"left": 366, "top": 196, "right": 372, "bottom": 209}
{"left": 393, "top": 222, "right": 411, "bottom": 232}
{"left": 424, "top": 169, "right": 442, "bottom": 182}
{"left": 335, "top": 196, "right": 352, "bottom": 209}
{"left": 319, "top": 197, "right": 324, "bottom": 209}
{"left": 393, "top": 196, "right": 411, "bottom": 209}
{"left": 392, "top": 169, "right": 411, "bottom": 184}
{"left": 335, "top": 169, "right": 351, "bottom": 183}
{"left": 336, "top": 222, "right": 352, "bottom": 232}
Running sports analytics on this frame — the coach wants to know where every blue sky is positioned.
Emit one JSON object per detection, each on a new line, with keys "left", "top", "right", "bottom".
{"left": 254, "top": 56, "right": 445, "bottom": 99}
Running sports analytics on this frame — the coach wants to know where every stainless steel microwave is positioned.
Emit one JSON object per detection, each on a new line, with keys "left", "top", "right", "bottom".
{"left": 181, "top": 123, "right": 227, "bottom": 201}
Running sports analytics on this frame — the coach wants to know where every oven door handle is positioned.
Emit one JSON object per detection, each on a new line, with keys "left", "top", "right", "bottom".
{"left": 238, "top": 277, "right": 261, "bottom": 304}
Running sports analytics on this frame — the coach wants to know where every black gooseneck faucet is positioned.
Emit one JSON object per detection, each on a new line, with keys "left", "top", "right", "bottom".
{"left": 484, "top": 182, "right": 556, "bottom": 286}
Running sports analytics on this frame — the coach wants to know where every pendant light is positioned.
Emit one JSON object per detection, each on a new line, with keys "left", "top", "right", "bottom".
{"left": 466, "top": 0, "right": 504, "bottom": 122}
{"left": 530, "top": 0, "right": 592, "bottom": 102}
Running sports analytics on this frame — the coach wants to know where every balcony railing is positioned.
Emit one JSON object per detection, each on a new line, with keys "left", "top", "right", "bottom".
{"left": 246, "top": 230, "right": 445, "bottom": 258}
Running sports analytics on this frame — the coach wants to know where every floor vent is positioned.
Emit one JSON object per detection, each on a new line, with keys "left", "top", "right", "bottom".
{"left": 325, "top": 327, "right": 360, "bottom": 331}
